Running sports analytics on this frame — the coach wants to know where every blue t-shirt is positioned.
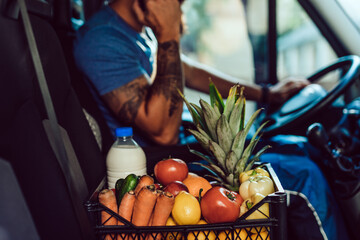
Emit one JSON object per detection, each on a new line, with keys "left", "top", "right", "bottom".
{"left": 73, "top": 6, "right": 157, "bottom": 146}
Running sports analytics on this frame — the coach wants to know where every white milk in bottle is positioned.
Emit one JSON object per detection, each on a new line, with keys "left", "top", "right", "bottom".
{"left": 106, "top": 127, "right": 147, "bottom": 189}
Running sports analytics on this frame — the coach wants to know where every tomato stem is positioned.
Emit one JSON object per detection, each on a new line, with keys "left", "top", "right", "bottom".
{"left": 226, "top": 192, "right": 235, "bottom": 201}
{"left": 198, "top": 188, "right": 203, "bottom": 203}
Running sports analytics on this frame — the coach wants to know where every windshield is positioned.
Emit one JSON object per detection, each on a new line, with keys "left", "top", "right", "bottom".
{"left": 336, "top": 0, "right": 360, "bottom": 31}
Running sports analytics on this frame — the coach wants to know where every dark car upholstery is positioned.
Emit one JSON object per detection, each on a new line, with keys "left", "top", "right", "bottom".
{"left": 0, "top": 0, "right": 106, "bottom": 239}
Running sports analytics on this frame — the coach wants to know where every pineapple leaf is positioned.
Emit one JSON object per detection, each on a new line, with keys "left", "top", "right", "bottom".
{"left": 203, "top": 174, "right": 224, "bottom": 184}
{"left": 249, "top": 120, "right": 269, "bottom": 144}
{"left": 213, "top": 104, "right": 221, "bottom": 116}
{"left": 209, "top": 140, "right": 227, "bottom": 172}
{"left": 190, "top": 162, "right": 226, "bottom": 180}
{"left": 196, "top": 124, "right": 212, "bottom": 141}
{"left": 226, "top": 173, "right": 234, "bottom": 186}
{"left": 200, "top": 99, "right": 220, "bottom": 141}
{"left": 225, "top": 150, "right": 237, "bottom": 174}
{"left": 244, "top": 145, "right": 272, "bottom": 171}
{"left": 187, "top": 129, "right": 211, "bottom": 152}
{"left": 178, "top": 89, "right": 201, "bottom": 126}
{"left": 188, "top": 148, "right": 215, "bottom": 165}
{"left": 235, "top": 138, "right": 259, "bottom": 173}
{"left": 223, "top": 84, "right": 238, "bottom": 120}
{"left": 190, "top": 102, "right": 203, "bottom": 117}
{"left": 240, "top": 97, "right": 246, "bottom": 131}
{"left": 190, "top": 103, "right": 209, "bottom": 134}
{"left": 231, "top": 108, "right": 263, "bottom": 159}
{"left": 209, "top": 78, "right": 225, "bottom": 113}
{"left": 228, "top": 95, "right": 245, "bottom": 138}
{"left": 216, "top": 114, "right": 232, "bottom": 154}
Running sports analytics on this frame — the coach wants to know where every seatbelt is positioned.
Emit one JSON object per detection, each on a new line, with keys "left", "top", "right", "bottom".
{"left": 17, "top": 0, "right": 94, "bottom": 239}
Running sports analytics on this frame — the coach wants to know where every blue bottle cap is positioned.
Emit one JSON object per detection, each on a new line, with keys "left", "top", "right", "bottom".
{"left": 115, "top": 127, "right": 133, "bottom": 137}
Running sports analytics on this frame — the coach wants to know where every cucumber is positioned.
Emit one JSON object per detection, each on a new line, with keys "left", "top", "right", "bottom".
{"left": 115, "top": 174, "right": 139, "bottom": 205}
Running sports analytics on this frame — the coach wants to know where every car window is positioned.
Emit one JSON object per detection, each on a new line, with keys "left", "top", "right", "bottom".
{"left": 336, "top": 0, "right": 360, "bottom": 31}
{"left": 276, "top": 0, "right": 338, "bottom": 91}
{"left": 181, "top": 0, "right": 257, "bottom": 118}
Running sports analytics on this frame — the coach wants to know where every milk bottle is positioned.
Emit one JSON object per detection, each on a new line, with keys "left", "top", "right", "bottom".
{"left": 106, "top": 127, "right": 147, "bottom": 189}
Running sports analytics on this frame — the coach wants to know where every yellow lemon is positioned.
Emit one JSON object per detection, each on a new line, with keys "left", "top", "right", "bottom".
{"left": 172, "top": 191, "right": 201, "bottom": 225}
{"left": 166, "top": 217, "right": 183, "bottom": 240}
{"left": 187, "top": 219, "right": 216, "bottom": 240}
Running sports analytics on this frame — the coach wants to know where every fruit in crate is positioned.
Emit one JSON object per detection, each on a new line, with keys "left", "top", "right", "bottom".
{"left": 182, "top": 172, "right": 212, "bottom": 197}
{"left": 200, "top": 186, "right": 240, "bottom": 224}
{"left": 154, "top": 158, "right": 189, "bottom": 186}
{"left": 179, "top": 81, "right": 271, "bottom": 191}
{"left": 163, "top": 181, "right": 189, "bottom": 197}
{"left": 171, "top": 191, "right": 201, "bottom": 225}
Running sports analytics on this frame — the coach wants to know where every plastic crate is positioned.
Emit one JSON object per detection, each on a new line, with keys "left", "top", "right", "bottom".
{"left": 85, "top": 163, "right": 286, "bottom": 240}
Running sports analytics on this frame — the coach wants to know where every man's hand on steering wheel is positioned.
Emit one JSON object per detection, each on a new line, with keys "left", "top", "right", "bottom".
{"left": 268, "top": 77, "right": 310, "bottom": 104}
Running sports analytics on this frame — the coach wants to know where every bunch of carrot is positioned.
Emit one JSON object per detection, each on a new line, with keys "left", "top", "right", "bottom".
{"left": 98, "top": 175, "right": 175, "bottom": 240}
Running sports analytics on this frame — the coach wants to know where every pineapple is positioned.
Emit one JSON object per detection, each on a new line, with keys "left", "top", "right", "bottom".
{"left": 179, "top": 81, "right": 271, "bottom": 191}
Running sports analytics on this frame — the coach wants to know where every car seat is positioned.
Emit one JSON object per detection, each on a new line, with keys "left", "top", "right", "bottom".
{"left": 52, "top": 0, "right": 114, "bottom": 154}
{"left": 0, "top": 0, "right": 106, "bottom": 239}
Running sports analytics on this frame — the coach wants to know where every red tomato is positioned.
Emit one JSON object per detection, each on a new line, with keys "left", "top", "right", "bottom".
{"left": 154, "top": 158, "right": 188, "bottom": 186}
{"left": 200, "top": 186, "right": 240, "bottom": 223}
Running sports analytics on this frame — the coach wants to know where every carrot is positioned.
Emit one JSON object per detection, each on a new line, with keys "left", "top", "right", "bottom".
{"left": 148, "top": 189, "right": 163, "bottom": 226}
{"left": 151, "top": 191, "right": 175, "bottom": 226}
{"left": 145, "top": 191, "right": 175, "bottom": 240}
{"left": 118, "top": 190, "right": 136, "bottom": 225}
{"left": 117, "top": 190, "right": 136, "bottom": 240}
{"left": 131, "top": 184, "right": 158, "bottom": 226}
{"left": 98, "top": 188, "right": 118, "bottom": 240}
{"left": 134, "top": 175, "right": 154, "bottom": 196}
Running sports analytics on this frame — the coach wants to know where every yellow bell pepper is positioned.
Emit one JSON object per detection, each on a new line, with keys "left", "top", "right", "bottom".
{"left": 239, "top": 193, "right": 269, "bottom": 233}
{"left": 239, "top": 175, "right": 274, "bottom": 200}
{"left": 240, "top": 193, "right": 269, "bottom": 219}
{"left": 239, "top": 167, "right": 270, "bottom": 183}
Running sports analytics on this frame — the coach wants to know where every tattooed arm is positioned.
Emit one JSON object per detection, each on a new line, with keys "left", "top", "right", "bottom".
{"left": 102, "top": 41, "right": 183, "bottom": 145}
{"left": 102, "top": 0, "right": 184, "bottom": 145}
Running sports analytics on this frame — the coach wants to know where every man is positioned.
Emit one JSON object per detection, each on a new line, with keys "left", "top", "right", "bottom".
{"left": 73, "top": 0, "right": 308, "bottom": 146}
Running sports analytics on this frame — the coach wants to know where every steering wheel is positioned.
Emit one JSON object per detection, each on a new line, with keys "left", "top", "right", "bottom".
{"left": 260, "top": 55, "right": 360, "bottom": 137}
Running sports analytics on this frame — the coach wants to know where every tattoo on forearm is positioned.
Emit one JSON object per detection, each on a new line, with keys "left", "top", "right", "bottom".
{"left": 103, "top": 78, "right": 149, "bottom": 124}
{"left": 151, "top": 40, "right": 183, "bottom": 116}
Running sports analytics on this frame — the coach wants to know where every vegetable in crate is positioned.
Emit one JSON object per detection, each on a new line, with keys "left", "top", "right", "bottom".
{"left": 200, "top": 186, "right": 240, "bottom": 224}
{"left": 239, "top": 166, "right": 270, "bottom": 183}
{"left": 115, "top": 173, "right": 139, "bottom": 205}
{"left": 98, "top": 189, "right": 118, "bottom": 240}
{"left": 154, "top": 158, "right": 189, "bottom": 186}
{"left": 179, "top": 81, "right": 271, "bottom": 191}
{"left": 240, "top": 193, "right": 269, "bottom": 220}
{"left": 239, "top": 175, "right": 274, "bottom": 200}
{"left": 134, "top": 175, "right": 154, "bottom": 195}
{"left": 132, "top": 184, "right": 158, "bottom": 226}
{"left": 240, "top": 193, "right": 270, "bottom": 234}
